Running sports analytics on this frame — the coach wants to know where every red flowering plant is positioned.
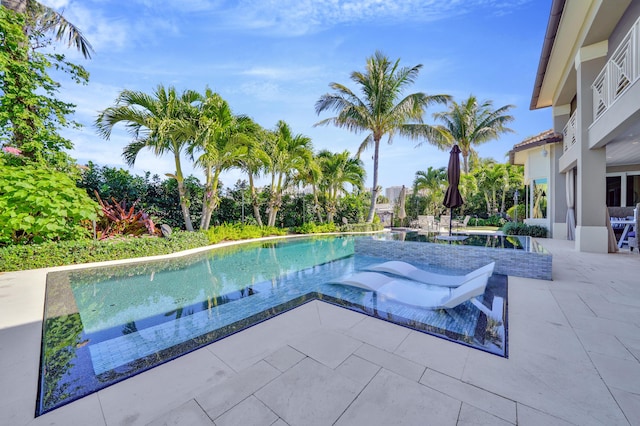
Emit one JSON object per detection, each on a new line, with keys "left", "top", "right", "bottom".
{"left": 94, "top": 191, "right": 162, "bottom": 239}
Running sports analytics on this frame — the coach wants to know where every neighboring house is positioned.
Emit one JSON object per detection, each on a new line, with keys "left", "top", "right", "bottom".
{"left": 509, "top": 130, "right": 563, "bottom": 233}
{"left": 530, "top": 0, "right": 640, "bottom": 252}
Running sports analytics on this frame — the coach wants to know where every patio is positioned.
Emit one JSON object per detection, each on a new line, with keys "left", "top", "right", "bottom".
{"left": 1, "top": 239, "right": 639, "bottom": 425}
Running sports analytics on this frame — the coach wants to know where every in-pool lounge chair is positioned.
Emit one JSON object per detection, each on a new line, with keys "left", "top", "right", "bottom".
{"left": 329, "top": 269, "right": 491, "bottom": 310}
{"left": 363, "top": 260, "right": 495, "bottom": 288}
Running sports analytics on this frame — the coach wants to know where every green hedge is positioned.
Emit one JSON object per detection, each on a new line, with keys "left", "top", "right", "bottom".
{"left": 340, "top": 222, "right": 384, "bottom": 233}
{"left": 293, "top": 222, "right": 338, "bottom": 234}
{"left": 501, "top": 222, "right": 548, "bottom": 237}
{"left": 0, "top": 231, "right": 210, "bottom": 272}
{"left": 205, "top": 223, "right": 287, "bottom": 244}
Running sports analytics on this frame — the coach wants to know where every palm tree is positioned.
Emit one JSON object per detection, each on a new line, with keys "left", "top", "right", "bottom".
{"left": 430, "top": 95, "right": 515, "bottom": 173}
{"left": 413, "top": 166, "right": 447, "bottom": 215}
{"left": 2, "top": 0, "right": 93, "bottom": 58}
{"left": 95, "top": 85, "right": 200, "bottom": 231}
{"left": 317, "top": 150, "right": 365, "bottom": 223}
{"left": 188, "top": 90, "right": 259, "bottom": 230}
{"left": 237, "top": 125, "right": 271, "bottom": 226}
{"left": 474, "top": 161, "right": 506, "bottom": 215}
{"left": 315, "top": 51, "right": 450, "bottom": 223}
{"left": 264, "top": 120, "right": 313, "bottom": 227}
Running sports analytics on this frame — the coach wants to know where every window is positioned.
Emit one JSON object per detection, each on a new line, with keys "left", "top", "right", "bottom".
{"left": 628, "top": 175, "right": 640, "bottom": 206}
{"left": 607, "top": 176, "right": 622, "bottom": 206}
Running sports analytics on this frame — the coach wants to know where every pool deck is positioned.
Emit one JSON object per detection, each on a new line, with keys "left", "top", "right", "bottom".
{"left": 1, "top": 238, "right": 640, "bottom": 425}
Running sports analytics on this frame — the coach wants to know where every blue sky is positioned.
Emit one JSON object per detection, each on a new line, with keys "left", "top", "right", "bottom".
{"left": 43, "top": 0, "right": 552, "bottom": 190}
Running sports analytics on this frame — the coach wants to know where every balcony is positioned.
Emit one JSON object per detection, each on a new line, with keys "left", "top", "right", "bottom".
{"left": 592, "top": 16, "right": 640, "bottom": 122}
{"left": 562, "top": 111, "right": 576, "bottom": 152}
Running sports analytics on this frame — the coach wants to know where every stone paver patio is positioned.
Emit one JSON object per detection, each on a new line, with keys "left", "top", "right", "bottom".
{"left": 1, "top": 238, "right": 639, "bottom": 425}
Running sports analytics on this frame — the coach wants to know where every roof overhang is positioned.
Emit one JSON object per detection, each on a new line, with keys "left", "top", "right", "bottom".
{"left": 509, "top": 129, "right": 563, "bottom": 165}
{"left": 530, "top": 0, "right": 631, "bottom": 110}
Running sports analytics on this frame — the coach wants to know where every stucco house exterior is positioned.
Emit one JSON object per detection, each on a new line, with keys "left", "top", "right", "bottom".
{"left": 509, "top": 130, "right": 563, "bottom": 233}
{"left": 530, "top": 0, "right": 640, "bottom": 252}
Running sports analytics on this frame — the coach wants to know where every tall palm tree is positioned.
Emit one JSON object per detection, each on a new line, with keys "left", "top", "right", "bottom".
{"left": 187, "top": 90, "right": 258, "bottom": 230}
{"left": 264, "top": 120, "right": 313, "bottom": 227}
{"left": 315, "top": 51, "right": 450, "bottom": 223}
{"left": 236, "top": 124, "right": 271, "bottom": 226}
{"left": 2, "top": 0, "right": 93, "bottom": 58}
{"left": 430, "top": 95, "right": 515, "bottom": 173}
{"left": 95, "top": 85, "right": 200, "bottom": 231}
{"left": 317, "top": 150, "right": 365, "bottom": 223}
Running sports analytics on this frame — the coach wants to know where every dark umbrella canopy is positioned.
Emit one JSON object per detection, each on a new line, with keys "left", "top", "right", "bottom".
{"left": 443, "top": 144, "right": 464, "bottom": 235}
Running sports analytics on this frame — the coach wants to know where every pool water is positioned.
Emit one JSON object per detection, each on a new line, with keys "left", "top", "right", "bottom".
{"left": 39, "top": 235, "right": 507, "bottom": 415}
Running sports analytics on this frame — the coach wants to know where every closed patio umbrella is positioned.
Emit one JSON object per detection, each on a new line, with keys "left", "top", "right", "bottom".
{"left": 397, "top": 185, "right": 407, "bottom": 226}
{"left": 443, "top": 145, "right": 464, "bottom": 236}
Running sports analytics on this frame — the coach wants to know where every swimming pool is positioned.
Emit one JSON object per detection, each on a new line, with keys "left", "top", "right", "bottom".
{"left": 39, "top": 235, "right": 507, "bottom": 415}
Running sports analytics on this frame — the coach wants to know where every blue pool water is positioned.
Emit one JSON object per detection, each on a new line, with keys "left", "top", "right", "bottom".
{"left": 39, "top": 235, "right": 507, "bottom": 415}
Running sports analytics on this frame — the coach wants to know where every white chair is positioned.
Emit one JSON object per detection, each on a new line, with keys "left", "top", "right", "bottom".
{"left": 364, "top": 260, "right": 495, "bottom": 288}
{"left": 328, "top": 270, "right": 491, "bottom": 310}
{"left": 438, "top": 215, "right": 451, "bottom": 233}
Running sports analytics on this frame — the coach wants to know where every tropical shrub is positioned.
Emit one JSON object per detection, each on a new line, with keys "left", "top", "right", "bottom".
{"left": 294, "top": 222, "right": 338, "bottom": 234}
{"left": 506, "top": 204, "right": 526, "bottom": 222}
{"left": 471, "top": 215, "right": 507, "bottom": 227}
{"left": 0, "top": 230, "right": 209, "bottom": 272}
{"left": 206, "top": 223, "right": 286, "bottom": 244}
{"left": 0, "top": 162, "right": 100, "bottom": 245}
{"left": 340, "top": 222, "right": 384, "bottom": 232}
{"left": 94, "top": 192, "right": 161, "bottom": 239}
{"left": 501, "top": 222, "right": 548, "bottom": 237}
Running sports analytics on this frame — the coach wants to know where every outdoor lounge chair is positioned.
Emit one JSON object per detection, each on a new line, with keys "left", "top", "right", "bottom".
{"left": 328, "top": 270, "right": 491, "bottom": 310}
{"left": 363, "top": 260, "right": 495, "bottom": 288}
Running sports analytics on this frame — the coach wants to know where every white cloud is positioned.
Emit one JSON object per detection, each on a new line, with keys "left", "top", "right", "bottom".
{"left": 219, "top": 0, "right": 535, "bottom": 36}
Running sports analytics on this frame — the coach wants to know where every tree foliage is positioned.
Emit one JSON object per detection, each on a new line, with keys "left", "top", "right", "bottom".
{"left": 0, "top": 158, "right": 99, "bottom": 245}
{"left": 0, "top": 6, "right": 89, "bottom": 170}
{"left": 315, "top": 50, "right": 450, "bottom": 222}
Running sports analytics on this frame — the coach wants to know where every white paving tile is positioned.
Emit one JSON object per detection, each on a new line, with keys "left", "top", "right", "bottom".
{"left": 335, "top": 369, "right": 460, "bottom": 426}
{"left": 335, "top": 354, "right": 380, "bottom": 386}
{"left": 394, "top": 331, "right": 470, "bottom": 379}
{"left": 146, "top": 399, "right": 213, "bottom": 426}
{"left": 344, "top": 315, "right": 411, "bottom": 352}
{"left": 457, "top": 403, "right": 514, "bottom": 426}
{"left": 98, "top": 348, "right": 233, "bottom": 426}
{"left": 354, "top": 343, "right": 425, "bottom": 382}
{"left": 419, "top": 369, "right": 516, "bottom": 424}
{"left": 255, "top": 357, "right": 362, "bottom": 426}
{"left": 196, "top": 361, "right": 280, "bottom": 419}
{"left": 263, "top": 345, "right": 305, "bottom": 372}
{"left": 213, "top": 396, "right": 278, "bottom": 426}
{"left": 289, "top": 329, "right": 362, "bottom": 368}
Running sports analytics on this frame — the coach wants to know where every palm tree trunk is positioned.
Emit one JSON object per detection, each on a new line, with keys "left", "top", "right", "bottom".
{"left": 248, "top": 173, "right": 263, "bottom": 226}
{"left": 366, "top": 139, "right": 381, "bottom": 223}
{"left": 174, "top": 153, "right": 194, "bottom": 231}
{"left": 312, "top": 185, "right": 322, "bottom": 223}
{"left": 2, "top": 0, "right": 27, "bottom": 14}
{"left": 201, "top": 169, "right": 220, "bottom": 231}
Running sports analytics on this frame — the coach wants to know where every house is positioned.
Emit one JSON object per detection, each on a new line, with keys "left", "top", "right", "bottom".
{"left": 530, "top": 0, "right": 640, "bottom": 252}
{"left": 509, "top": 130, "right": 563, "bottom": 232}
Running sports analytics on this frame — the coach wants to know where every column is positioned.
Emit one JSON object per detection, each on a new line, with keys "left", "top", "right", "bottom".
{"left": 574, "top": 43, "right": 608, "bottom": 252}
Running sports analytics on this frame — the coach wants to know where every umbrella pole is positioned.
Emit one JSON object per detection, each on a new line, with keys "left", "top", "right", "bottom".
{"left": 449, "top": 207, "right": 453, "bottom": 236}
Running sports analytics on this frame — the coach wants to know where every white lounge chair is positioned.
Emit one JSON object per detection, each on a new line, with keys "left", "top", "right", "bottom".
{"left": 363, "top": 260, "right": 495, "bottom": 288}
{"left": 328, "top": 270, "right": 491, "bottom": 310}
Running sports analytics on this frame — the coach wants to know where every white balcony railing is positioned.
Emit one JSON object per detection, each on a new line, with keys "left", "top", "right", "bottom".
{"left": 592, "top": 16, "right": 640, "bottom": 121}
{"left": 563, "top": 111, "right": 577, "bottom": 152}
